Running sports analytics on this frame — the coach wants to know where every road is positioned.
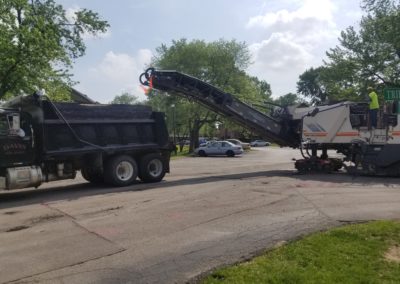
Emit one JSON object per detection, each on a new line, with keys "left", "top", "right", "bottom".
{"left": 1, "top": 147, "right": 400, "bottom": 283}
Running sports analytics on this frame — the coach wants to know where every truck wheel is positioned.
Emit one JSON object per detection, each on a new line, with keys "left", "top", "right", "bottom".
{"left": 226, "top": 150, "right": 235, "bottom": 157}
{"left": 104, "top": 155, "right": 138, "bottom": 186}
{"left": 81, "top": 168, "right": 103, "bottom": 184}
{"left": 322, "top": 163, "right": 333, "bottom": 174}
{"left": 139, "top": 153, "right": 166, "bottom": 183}
{"left": 198, "top": 150, "right": 207, "bottom": 157}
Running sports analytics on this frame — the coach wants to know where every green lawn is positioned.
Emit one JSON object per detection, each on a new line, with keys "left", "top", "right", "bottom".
{"left": 170, "top": 145, "right": 191, "bottom": 159}
{"left": 203, "top": 221, "right": 400, "bottom": 284}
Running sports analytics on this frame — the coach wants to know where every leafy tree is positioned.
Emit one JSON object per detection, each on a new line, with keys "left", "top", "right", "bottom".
{"left": 323, "top": 0, "right": 399, "bottom": 98}
{"left": 0, "top": 0, "right": 109, "bottom": 100}
{"left": 296, "top": 0, "right": 400, "bottom": 104}
{"left": 110, "top": 92, "right": 139, "bottom": 104}
{"left": 274, "top": 93, "right": 301, "bottom": 106}
{"left": 297, "top": 67, "right": 328, "bottom": 104}
{"left": 362, "top": 0, "right": 400, "bottom": 14}
{"left": 297, "top": 65, "right": 360, "bottom": 104}
{"left": 147, "top": 39, "right": 269, "bottom": 152}
{"left": 248, "top": 76, "right": 272, "bottom": 104}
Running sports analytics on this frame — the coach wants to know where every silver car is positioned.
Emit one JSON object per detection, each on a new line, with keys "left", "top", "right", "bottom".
{"left": 226, "top": 139, "right": 251, "bottom": 150}
{"left": 195, "top": 141, "right": 243, "bottom": 157}
{"left": 250, "top": 140, "right": 271, "bottom": 147}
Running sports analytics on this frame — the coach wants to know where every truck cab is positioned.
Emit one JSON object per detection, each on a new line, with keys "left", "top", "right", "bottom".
{"left": 0, "top": 110, "right": 35, "bottom": 167}
{"left": 0, "top": 109, "right": 39, "bottom": 190}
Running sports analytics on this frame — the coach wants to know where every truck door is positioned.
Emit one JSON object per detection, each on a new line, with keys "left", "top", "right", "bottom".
{"left": 0, "top": 111, "right": 35, "bottom": 168}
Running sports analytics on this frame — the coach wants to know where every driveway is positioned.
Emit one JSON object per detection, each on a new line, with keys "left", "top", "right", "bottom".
{"left": 1, "top": 147, "right": 400, "bottom": 283}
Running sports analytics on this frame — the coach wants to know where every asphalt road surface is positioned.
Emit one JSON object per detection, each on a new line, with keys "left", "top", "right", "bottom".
{"left": 1, "top": 147, "right": 400, "bottom": 283}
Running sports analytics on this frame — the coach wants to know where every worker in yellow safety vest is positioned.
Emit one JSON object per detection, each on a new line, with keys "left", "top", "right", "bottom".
{"left": 367, "top": 86, "right": 379, "bottom": 128}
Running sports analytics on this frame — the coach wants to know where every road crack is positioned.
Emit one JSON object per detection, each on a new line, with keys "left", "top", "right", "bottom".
{"left": 6, "top": 249, "right": 127, "bottom": 284}
{"left": 292, "top": 187, "right": 335, "bottom": 222}
{"left": 180, "top": 195, "right": 293, "bottom": 232}
{"left": 41, "top": 203, "right": 124, "bottom": 247}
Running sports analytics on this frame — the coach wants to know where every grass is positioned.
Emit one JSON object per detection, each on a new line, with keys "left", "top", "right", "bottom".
{"left": 170, "top": 145, "right": 191, "bottom": 159}
{"left": 202, "top": 221, "right": 400, "bottom": 284}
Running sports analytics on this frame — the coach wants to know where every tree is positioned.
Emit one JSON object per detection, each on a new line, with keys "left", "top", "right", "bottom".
{"left": 110, "top": 92, "right": 139, "bottom": 104}
{"left": 362, "top": 0, "right": 400, "bottom": 15}
{"left": 297, "top": 67, "right": 328, "bottom": 104}
{"left": 248, "top": 76, "right": 272, "bottom": 104}
{"left": 147, "top": 39, "right": 269, "bottom": 152}
{"left": 0, "top": 0, "right": 109, "bottom": 100}
{"left": 321, "top": 0, "right": 400, "bottom": 98}
{"left": 296, "top": 0, "right": 400, "bottom": 104}
{"left": 274, "top": 93, "right": 301, "bottom": 106}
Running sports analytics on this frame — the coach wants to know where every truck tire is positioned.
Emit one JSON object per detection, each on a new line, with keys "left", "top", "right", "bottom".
{"left": 139, "top": 153, "right": 166, "bottom": 183}
{"left": 81, "top": 168, "right": 104, "bottom": 184}
{"left": 104, "top": 155, "right": 138, "bottom": 186}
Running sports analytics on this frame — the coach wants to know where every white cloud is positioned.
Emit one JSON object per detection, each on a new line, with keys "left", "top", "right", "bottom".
{"left": 86, "top": 49, "right": 153, "bottom": 102}
{"left": 246, "top": 0, "right": 339, "bottom": 97}
{"left": 65, "top": 6, "right": 79, "bottom": 23}
{"left": 248, "top": 33, "right": 314, "bottom": 97}
{"left": 250, "top": 33, "right": 313, "bottom": 71}
{"left": 247, "top": 0, "right": 336, "bottom": 29}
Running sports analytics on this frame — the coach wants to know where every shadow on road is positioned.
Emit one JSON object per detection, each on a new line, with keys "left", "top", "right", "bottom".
{"left": 1, "top": 170, "right": 400, "bottom": 209}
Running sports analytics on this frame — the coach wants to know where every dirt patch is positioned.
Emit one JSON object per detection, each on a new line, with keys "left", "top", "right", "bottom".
{"left": 273, "top": 240, "right": 287, "bottom": 248}
{"left": 384, "top": 245, "right": 400, "bottom": 263}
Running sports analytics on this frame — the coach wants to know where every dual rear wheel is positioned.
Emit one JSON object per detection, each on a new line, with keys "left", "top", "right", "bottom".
{"left": 81, "top": 167, "right": 104, "bottom": 184}
{"left": 82, "top": 153, "right": 166, "bottom": 187}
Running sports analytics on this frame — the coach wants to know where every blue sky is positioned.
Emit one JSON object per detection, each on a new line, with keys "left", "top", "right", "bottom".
{"left": 58, "top": 0, "right": 363, "bottom": 103}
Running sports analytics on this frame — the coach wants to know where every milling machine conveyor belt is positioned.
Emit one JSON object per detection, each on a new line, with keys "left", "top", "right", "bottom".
{"left": 140, "top": 68, "right": 299, "bottom": 147}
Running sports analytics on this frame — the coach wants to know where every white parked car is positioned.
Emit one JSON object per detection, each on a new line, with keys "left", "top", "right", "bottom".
{"left": 250, "top": 140, "right": 271, "bottom": 147}
{"left": 226, "top": 139, "right": 251, "bottom": 150}
{"left": 195, "top": 141, "right": 243, "bottom": 157}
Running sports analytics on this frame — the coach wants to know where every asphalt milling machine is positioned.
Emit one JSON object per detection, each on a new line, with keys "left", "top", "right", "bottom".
{"left": 140, "top": 68, "right": 400, "bottom": 176}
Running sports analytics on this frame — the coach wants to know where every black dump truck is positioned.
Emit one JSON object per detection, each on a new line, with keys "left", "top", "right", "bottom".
{"left": 0, "top": 93, "right": 171, "bottom": 190}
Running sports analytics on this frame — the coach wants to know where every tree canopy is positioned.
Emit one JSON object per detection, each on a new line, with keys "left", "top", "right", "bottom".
{"left": 0, "top": 0, "right": 109, "bottom": 100}
{"left": 275, "top": 93, "right": 303, "bottom": 106}
{"left": 110, "top": 92, "right": 139, "bottom": 105}
{"left": 297, "top": 67, "right": 328, "bottom": 104}
{"left": 297, "top": 0, "right": 400, "bottom": 104}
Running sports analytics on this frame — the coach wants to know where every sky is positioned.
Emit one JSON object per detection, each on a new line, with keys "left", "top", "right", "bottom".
{"left": 58, "top": 0, "right": 364, "bottom": 103}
